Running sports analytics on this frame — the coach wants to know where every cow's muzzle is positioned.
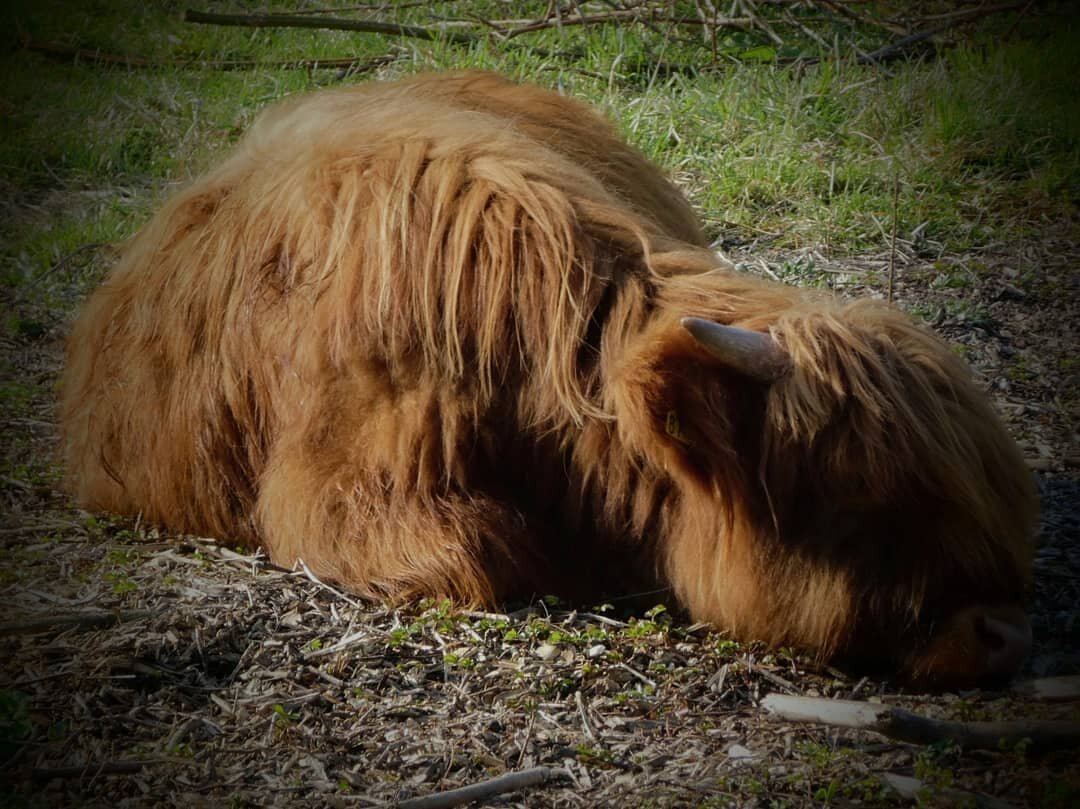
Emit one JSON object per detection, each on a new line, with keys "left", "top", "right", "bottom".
{"left": 907, "top": 604, "right": 1032, "bottom": 688}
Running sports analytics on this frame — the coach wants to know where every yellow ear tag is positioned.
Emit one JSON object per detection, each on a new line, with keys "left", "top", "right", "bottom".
{"left": 665, "top": 410, "right": 692, "bottom": 445}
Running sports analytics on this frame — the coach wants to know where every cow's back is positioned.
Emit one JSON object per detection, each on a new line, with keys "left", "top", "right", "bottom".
{"left": 59, "top": 72, "right": 709, "bottom": 551}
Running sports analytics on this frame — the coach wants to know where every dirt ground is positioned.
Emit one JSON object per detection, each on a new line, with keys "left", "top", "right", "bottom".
{"left": 1, "top": 215, "right": 1078, "bottom": 806}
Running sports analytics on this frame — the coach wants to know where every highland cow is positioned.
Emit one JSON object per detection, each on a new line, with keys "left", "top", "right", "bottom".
{"left": 62, "top": 72, "right": 1037, "bottom": 687}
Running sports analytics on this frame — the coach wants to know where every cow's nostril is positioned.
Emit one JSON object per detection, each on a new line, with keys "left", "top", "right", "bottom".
{"left": 979, "top": 614, "right": 1033, "bottom": 676}
{"left": 975, "top": 614, "right": 1006, "bottom": 651}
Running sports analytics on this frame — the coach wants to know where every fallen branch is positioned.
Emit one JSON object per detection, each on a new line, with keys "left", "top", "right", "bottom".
{"left": 1013, "top": 675, "right": 1080, "bottom": 702}
{"left": 857, "top": 21, "right": 952, "bottom": 64}
{"left": 857, "top": 0, "right": 1029, "bottom": 65}
{"left": 23, "top": 38, "right": 396, "bottom": 72}
{"left": 289, "top": 1, "right": 438, "bottom": 12}
{"left": 183, "top": 9, "right": 479, "bottom": 46}
{"left": 761, "top": 694, "right": 1080, "bottom": 753}
{"left": 0, "top": 609, "right": 151, "bottom": 636}
{"left": 396, "top": 766, "right": 567, "bottom": 809}
{"left": 815, "top": 0, "right": 909, "bottom": 36}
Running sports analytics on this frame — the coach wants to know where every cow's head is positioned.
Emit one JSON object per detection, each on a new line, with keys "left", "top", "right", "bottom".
{"left": 615, "top": 299, "right": 1036, "bottom": 688}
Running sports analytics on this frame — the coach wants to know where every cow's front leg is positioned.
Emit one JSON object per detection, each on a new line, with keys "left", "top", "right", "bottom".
{"left": 255, "top": 446, "right": 547, "bottom": 605}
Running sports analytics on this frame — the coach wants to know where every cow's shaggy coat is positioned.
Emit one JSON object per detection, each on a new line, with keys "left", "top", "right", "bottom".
{"left": 62, "top": 72, "right": 1037, "bottom": 686}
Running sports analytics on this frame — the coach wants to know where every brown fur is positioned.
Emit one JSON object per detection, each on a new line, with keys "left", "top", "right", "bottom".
{"left": 61, "top": 72, "right": 1037, "bottom": 685}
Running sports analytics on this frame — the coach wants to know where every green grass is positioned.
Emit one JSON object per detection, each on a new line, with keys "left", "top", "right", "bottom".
{"left": 0, "top": 0, "right": 1076, "bottom": 302}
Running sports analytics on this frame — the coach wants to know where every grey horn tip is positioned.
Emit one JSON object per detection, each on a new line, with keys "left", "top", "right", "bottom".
{"left": 681, "top": 316, "right": 790, "bottom": 383}
{"left": 680, "top": 316, "right": 709, "bottom": 332}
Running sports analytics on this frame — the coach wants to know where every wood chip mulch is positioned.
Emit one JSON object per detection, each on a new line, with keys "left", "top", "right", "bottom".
{"left": 1, "top": 230, "right": 1077, "bottom": 807}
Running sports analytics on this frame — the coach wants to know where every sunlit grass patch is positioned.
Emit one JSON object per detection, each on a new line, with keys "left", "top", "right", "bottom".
{"left": 1, "top": 190, "right": 145, "bottom": 305}
{"left": 0, "top": 1, "right": 1075, "bottom": 286}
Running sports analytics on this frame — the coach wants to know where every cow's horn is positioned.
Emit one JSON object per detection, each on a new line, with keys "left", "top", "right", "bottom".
{"left": 680, "top": 317, "right": 790, "bottom": 382}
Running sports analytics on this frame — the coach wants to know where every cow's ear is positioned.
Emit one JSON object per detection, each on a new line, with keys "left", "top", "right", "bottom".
{"left": 612, "top": 317, "right": 789, "bottom": 486}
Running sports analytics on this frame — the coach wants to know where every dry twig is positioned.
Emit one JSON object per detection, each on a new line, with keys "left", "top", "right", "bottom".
{"left": 293, "top": 557, "right": 366, "bottom": 608}
{"left": 740, "top": 0, "right": 785, "bottom": 47}
{"left": 396, "top": 766, "right": 568, "bottom": 809}
{"left": 576, "top": 690, "right": 598, "bottom": 742}
{"left": 815, "top": 0, "right": 909, "bottom": 36}
{"left": 502, "top": 7, "right": 753, "bottom": 39}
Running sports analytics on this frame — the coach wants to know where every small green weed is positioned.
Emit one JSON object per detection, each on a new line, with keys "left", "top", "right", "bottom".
{"left": 914, "top": 741, "right": 960, "bottom": 793}
{"left": 271, "top": 703, "right": 300, "bottom": 724}
{"left": 574, "top": 743, "right": 616, "bottom": 766}
{"left": 105, "top": 571, "right": 137, "bottom": 595}
{"left": 797, "top": 740, "right": 836, "bottom": 769}
{"left": 106, "top": 548, "right": 139, "bottom": 566}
